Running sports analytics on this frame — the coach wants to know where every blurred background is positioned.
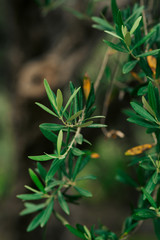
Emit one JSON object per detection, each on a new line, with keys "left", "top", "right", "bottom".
{"left": 0, "top": 0, "right": 159, "bottom": 239}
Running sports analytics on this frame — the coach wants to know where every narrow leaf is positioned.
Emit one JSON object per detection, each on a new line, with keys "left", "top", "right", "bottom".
{"left": 142, "top": 188, "right": 157, "bottom": 208}
{"left": 27, "top": 211, "right": 44, "bottom": 232}
{"left": 72, "top": 147, "right": 85, "bottom": 156}
{"left": 28, "top": 154, "right": 55, "bottom": 161}
{"left": 46, "top": 159, "right": 64, "bottom": 182}
{"left": 62, "top": 87, "right": 81, "bottom": 114}
{"left": 142, "top": 96, "right": 156, "bottom": 117}
{"left": 35, "top": 102, "right": 58, "bottom": 117}
{"left": 91, "top": 16, "right": 115, "bottom": 31}
{"left": 132, "top": 30, "right": 156, "bottom": 50}
{"left": 57, "top": 130, "right": 63, "bottom": 155}
{"left": 56, "top": 89, "right": 63, "bottom": 111}
{"left": 44, "top": 79, "right": 57, "bottom": 109}
{"left": 66, "top": 224, "right": 87, "bottom": 240}
{"left": 20, "top": 203, "right": 45, "bottom": 216}
{"left": 67, "top": 110, "right": 83, "bottom": 122}
{"left": 122, "top": 60, "right": 138, "bottom": 74}
{"left": 17, "top": 193, "right": 43, "bottom": 200}
{"left": 40, "top": 199, "right": 54, "bottom": 227}
{"left": 111, "top": 0, "right": 119, "bottom": 24}
{"left": 29, "top": 169, "right": 45, "bottom": 192}
{"left": 74, "top": 186, "right": 92, "bottom": 197}
{"left": 130, "top": 102, "right": 157, "bottom": 122}
{"left": 58, "top": 191, "right": 70, "bottom": 215}
{"left": 130, "top": 16, "right": 142, "bottom": 35}
{"left": 40, "top": 123, "right": 66, "bottom": 132}
{"left": 104, "top": 30, "right": 123, "bottom": 40}
{"left": 103, "top": 40, "right": 128, "bottom": 53}
{"left": 137, "top": 49, "right": 160, "bottom": 57}
{"left": 124, "top": 32, "right": 131, "bottom": 46}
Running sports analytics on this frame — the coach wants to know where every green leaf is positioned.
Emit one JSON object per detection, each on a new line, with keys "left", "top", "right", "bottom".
{"left": 122, "top": 60, "right": 138, "bottom": 74}
{"left": 124, "top": 32, "right": 131, "bottom": 46}
{"left": 37, "top": 162, "right": 47, "bottom": 181}
{"left": 137, "top": 49, "right": 160, "bottom": 57}
{"left": 121, "top": 25, "right": 127, "bottom": 37}
{"left": 103, "top": 40, "right": 128, "bottom": 53}
{"left": 132, "top": 30, "right": 156, "bottom": 50}
{"left": 142, "top": 188, "right": 157, "bottom": 208}
{"left": 130, "top": 16, "right": 142, "bottom": 35}
{"left": 76, "top": 121, "right": 93, "bottom": 128}
{"left": 44, "top": 79, "right": 57, "bottom": 109}
{"left": 35, "top": 102, "right": 58, "bottom": 117}
{"left": 46, "top": 159, "right": 64, "bottom": 182}
{"left": 88, "top": 124, "right": 107, "bottom": 128}
{"left": 40, "top": 127, "right": 58, "bottom": 143}
{"left": 75, "top": 133, "right": 83, "bottom": 145}
{"left": 40, "top": 123, "right": 66, "bottom": 132}
{"left": 144, "top": 172, "right": 157, "bottom": 200}
{"left": 125, "top": 6, "right": 144, "bottom": 24}
{"left": 72, "top": 156, "right": 83, "bottom": 180}
{"left": 74, "top": 186, "right": 92, "bottom": 197}
{"left": 66, "top": 110, "right": 83, "bottom": 122}
{"left": 62, "top": 87, "right": 81, "bottom": 115}
{"left": 116, "top": 170, "right": 138, "bottom": 188}
{"left": 58, "top": 191, "right": 70, "bottom": 215}
{"left": 92, "top": 16, "right": 115, "bottom": 31}
{"left": 133, "top": 209, "right": 156, "bottom": 220}
{"left": 72, "top": 147, "right": 85, "bottom": 156}
{"left": 20, "top": 203, "right": 46, "bottom": 216}
{"left": 45, "top": 180, "right": 65, "bottom": 192}
{"left": 28, "top": 154, "right": 56, "bottom": 161}
{"left": 29, "top": 169, "right": 45, "bottom": 192}
{"left": 148, "top": 82, "right": 157, "bottom": 113}
{"left": 40, "top": 198, "right": 54, "bottom": 227}
{"left": 111, "top": 0, "right": 119, "bottom": 24}
{"left": 104, "top": 30, "right": 122, "bottom": 40}
{"left": 56, "top": 89, "right": 63, "bottom": 111}
{"left": 127, "top": 117, "right": 158, "bottom": 129}
{"left": 76, "top": 175, "right": 97, "bottom": 181}
{"left": 57, "top": 130, "right": 63, "bottom": 156}
{"left": 17, "top": 193, "right": 43, "bottom": 200}
{"left": 27, "top": 210, "right": 44, "bottom": 232}
{"left": 130, "top": 102, "right": 157, "bottom": 122}
{"left": 66, "top": 224, "right": 87, "bottom": 240}
{"left": 137, "top": 85, "right": 148, "bottom": 96}
{"left": 24, "top": 185, "right": 40, "bottom": 193}
{"left": 86, "top": 115, "right": 105, "bottom": 120}
{"left": 142, "top": 96, "right": 156, "bottom": 118}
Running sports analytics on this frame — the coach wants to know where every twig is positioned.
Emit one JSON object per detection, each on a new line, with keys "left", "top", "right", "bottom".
{"left": 100, "top": 52, "right": 125, "bottom": 139}
{"left": 94, "top": 47, "right": 111, "bottom": 93}
{"left": 140, "top": 0, "right": 149, "bottom": 51}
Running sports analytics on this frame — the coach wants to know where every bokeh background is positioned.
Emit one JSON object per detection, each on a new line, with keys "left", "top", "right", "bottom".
{"left": 0, "top": 0, "right": 159, "bottom": 239}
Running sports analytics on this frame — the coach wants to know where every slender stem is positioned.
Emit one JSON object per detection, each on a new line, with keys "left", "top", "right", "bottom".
{"left": 127, "top": 45, "right": 140, "bottom": 60}
{"left": 100, "top": 53, "right": 124, "bottom": 138}
{"left": 94, "top": 47, "right": 111, "bottom": 92}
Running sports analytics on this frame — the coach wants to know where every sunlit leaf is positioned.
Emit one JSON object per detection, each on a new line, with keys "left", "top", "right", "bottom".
{"left": 125, "top": 144, "right": 153, "bottom": 156}
{"left": 90, "top": 153, "right": 100, "bottom": 158}
{"left": 83, "top": 73, "right": 91, "bottom": 100}
{"left": 147, "top": 54, "right": 157, "bottom": 75}
{"left": 130, "top": 16, "right": 142, "bottom": 35}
